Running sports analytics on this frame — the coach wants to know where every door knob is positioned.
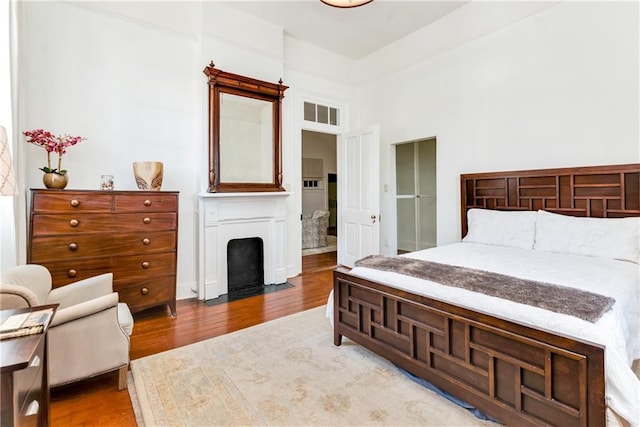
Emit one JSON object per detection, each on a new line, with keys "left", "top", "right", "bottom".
{"left": 371, "top": 214, "right": 377, "bottom": 223}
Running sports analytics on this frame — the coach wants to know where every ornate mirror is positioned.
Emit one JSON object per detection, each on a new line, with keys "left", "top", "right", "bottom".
{"left": 203, "top": 62, "right": 288, "bottom": 192}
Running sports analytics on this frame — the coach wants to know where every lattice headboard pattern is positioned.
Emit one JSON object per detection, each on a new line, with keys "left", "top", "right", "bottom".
{"left": 460, "top": 163, "right": 640, "bottom": 237}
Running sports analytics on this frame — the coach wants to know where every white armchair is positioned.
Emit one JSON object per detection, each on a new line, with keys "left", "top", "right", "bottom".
{"left": 302, "top": 210, "right": 331, "bottom": 249}
{"left": 0, "top": 265, "right": 133, "bottom": 390}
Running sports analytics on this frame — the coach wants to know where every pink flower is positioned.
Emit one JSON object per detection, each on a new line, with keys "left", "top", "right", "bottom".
{"left": 23, "top": 129, "right": 86, "bottom": 175}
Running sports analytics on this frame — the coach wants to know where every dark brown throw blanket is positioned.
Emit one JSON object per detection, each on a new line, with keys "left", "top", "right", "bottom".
{"left": 355, "top": 255, "right": 615, "bottom": 323}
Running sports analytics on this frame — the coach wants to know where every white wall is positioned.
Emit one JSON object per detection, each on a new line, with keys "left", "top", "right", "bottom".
{"left": 17, "top": 1, "right": 639, "bottom": 298}
{"left": 17, "top": 1, "right": 359, "bottom": 299}
{"left": 359, "top": 1, "right": 640, "bottom": 253}
{"left": 21, "top": 1, "right": 202, "bottom": 299}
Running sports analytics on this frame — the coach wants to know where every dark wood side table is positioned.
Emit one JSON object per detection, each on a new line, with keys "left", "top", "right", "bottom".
{"left": 0, "top": 304, "right": 58, "bottom": 427}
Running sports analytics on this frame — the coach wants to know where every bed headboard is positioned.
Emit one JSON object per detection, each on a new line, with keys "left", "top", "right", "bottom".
{"left": 460, "top": 163, "right": 640, "bottom": 237}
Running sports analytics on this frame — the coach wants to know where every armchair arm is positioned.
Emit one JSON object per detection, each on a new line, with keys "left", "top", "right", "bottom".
{"left": 0, "top": 284, "right": 40, "bottom": 309}
{"left": 47, "top": 273, "right": 114, "bottom": 309}
{"left": 50, "top": 292, "right": 119, "bottom": 327}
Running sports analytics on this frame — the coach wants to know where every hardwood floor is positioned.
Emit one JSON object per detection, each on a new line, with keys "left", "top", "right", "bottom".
{"left": 50, "top": 251, "right": 337, "bottom": 426}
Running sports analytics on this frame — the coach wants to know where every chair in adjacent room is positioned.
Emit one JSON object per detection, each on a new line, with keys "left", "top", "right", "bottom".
{"left": 302, "top": 210, "right": 331, "bottom": 249}
{"left": 0, "top": 264, "right": 133, "bottom": 390}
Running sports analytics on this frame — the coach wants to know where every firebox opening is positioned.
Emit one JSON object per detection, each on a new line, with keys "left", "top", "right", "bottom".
{"left": 227, "top": 237, "right": 264, "bottom": 293}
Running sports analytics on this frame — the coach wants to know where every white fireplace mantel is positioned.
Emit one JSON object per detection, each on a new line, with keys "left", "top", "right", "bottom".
{"left": 197, "top": 192, "right": 290, "bottom": 300}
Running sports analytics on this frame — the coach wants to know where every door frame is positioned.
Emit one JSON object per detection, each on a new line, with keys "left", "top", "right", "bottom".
{"left": 292, "top": 92, "right": 348, "bottom": 277}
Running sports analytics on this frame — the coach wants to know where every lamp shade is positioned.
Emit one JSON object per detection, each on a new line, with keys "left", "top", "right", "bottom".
{"left": 321, "top": 0, "right": 373, "bottom": 8}
{"left": 0, "top": 126, "right": 17, "bottom": 196}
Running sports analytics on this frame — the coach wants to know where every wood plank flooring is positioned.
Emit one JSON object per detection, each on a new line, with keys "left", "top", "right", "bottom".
{"left": 49, "top": 251, "right": 337, "bottom": 426}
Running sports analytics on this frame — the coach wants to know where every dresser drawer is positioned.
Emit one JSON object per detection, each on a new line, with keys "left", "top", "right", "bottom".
{"left": 110, "top": 252, "right": 177, "bottom": 281}
{"left": 31, "top": 212, "right": 177, "bottom": 235}
{"left": 30, "top": 231, "right": 177, "bottom": 261}
{"left": 14, "top": 339, "right": 44, "bottom": 415}
{"left": 44, "top": 252, "right": 177, "bottom": 287}
{"left": 114, "top": 194, "right": 178, "bottom": 212}
{"left": 32, "top": 192, "right": 112, "bottom": 212}
{"left": 116, "top": 275, "right": 176, "bottom": 311}
{"left": 17, "top": 385, "right": 43, "bottom": 427}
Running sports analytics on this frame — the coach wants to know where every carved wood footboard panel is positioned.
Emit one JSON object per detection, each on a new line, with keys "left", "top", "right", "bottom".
{"left": 334, "top": 268, "right": 606, "bottom": 427}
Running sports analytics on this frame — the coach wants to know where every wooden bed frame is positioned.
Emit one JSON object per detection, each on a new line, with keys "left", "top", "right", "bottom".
{"left": 334, "top": 163, "right": 640, "bottom": 427}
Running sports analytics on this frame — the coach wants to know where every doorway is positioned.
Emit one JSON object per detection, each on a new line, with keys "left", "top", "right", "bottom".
{"left": 301, "top": 130, "right": 337, "bottom": 255}
{"left": 395, "top": 138, "right": 437, "bottom": 254}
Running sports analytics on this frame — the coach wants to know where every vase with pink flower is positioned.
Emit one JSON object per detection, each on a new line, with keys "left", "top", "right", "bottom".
{"left": 23, "top": 129, "right": 86, "bottom": 189}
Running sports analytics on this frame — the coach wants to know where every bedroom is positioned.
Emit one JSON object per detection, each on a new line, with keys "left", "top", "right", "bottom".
{"left": 0, "top": 0, "right": 638, "bottom": 425}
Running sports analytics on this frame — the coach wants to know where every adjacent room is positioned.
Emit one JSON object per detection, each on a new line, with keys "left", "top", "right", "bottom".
{"left": 1, "top": 0, "right": 638, "bottom": 426}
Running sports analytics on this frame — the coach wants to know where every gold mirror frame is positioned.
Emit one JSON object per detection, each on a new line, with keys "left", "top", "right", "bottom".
{"left": 203, "top": 62, "right": 288, "bottom": 192}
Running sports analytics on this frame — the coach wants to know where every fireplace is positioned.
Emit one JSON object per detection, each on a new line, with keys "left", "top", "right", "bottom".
{"left": 197, "top": 192, "right": 289, "bottom": 300}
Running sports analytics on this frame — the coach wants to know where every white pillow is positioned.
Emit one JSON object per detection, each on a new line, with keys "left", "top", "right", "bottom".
{"left": 463, "top": 208, "right": 537, "bottom": 250}
{"left": 534, "top": 210, "right": 640, "bottom": 263}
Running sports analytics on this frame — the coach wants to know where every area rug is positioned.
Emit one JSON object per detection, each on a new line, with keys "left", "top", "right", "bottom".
{"left": 129, "top": 306, "right": 498, "bottom": 426}
{"left": 302, "top": 235, "right": 337, "bottom": 256}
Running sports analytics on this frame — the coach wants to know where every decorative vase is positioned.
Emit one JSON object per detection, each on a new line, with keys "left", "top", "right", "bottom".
{"left": 43, "top": 173, "right": 68, "bottom": 190}
{"left": 133, "top": 161, "right": 163, "bottom": 191}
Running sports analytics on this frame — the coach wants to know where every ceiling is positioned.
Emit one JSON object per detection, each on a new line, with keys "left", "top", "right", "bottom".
{"left": 221, "top": 1, "right": 469, "bottom": 60}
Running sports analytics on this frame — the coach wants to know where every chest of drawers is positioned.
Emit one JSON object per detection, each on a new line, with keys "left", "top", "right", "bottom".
{"left": 28, "top": 190, "right": 179, "bottom": 316}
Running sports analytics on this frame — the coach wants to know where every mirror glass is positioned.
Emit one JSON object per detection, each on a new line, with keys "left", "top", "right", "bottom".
{"left": 219, "top": 93, "right": 274, "bottom": 183}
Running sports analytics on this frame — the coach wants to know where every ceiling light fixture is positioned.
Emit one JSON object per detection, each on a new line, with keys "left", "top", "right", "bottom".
{"left": 320, "top": 0, "right": 373, "bottom": 8}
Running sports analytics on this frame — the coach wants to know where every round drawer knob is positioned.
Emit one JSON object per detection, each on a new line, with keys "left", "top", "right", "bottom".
{"left": 141, "top": 261, "right": 150, "bottom": 269}
{"left": 140, "top": 287, "right": 149, "bottom": 295}
{"left": 143, "top": 199, "right": 152, "bottom": 207}
{"left": 68, "top": 242, "right": 78, "bottom": 251}
{"left": 143, "top": 217, "right": 151, "bottom": 224}
{"left": 67, "top": 269, "right": 77, "bottom": 278}
{"left": 70, "top": 199, "right": 80, "bottom": 207}
{"left": 69, "top": 219, "right": 79, "bottom": 227}
{"left": 142, "top": 238, "right": 150, "bottom": 245}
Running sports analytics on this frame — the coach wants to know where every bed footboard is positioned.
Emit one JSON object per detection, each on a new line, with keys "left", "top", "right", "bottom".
{"left": 333, "top": 268, "right": 606, "bottom": 427}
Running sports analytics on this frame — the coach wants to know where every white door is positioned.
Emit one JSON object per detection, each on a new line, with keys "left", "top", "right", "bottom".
{"left": 337, "top": 125, "right": 380, "bottom": 267}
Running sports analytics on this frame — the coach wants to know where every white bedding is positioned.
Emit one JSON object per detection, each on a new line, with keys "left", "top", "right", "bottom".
{"left": 328, "top": 243, "right": 640, "bottom": 426}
